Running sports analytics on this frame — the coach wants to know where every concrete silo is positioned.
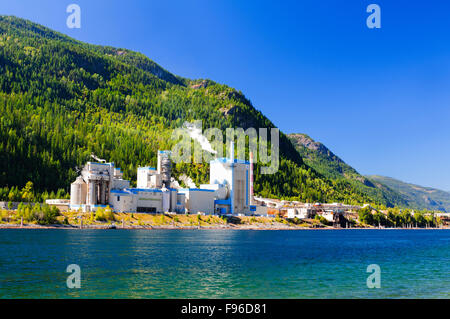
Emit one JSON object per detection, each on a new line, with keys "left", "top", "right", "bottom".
{"left": 70, "top": 176, "right": 87, "bottom": 206}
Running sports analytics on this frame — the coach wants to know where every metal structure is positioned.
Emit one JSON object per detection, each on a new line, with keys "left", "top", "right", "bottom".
{"left": 157, "top": 150, "right": 172, "bottom": 188}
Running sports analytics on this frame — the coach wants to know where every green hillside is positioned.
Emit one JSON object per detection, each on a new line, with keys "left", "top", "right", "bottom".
{"left": 288, "top": 133, "right": 408, "bottom": 208}
{"left": 368, "top": 175, "right": 450, "bottom": 212}
{"left": 0, "top": 16, "right": 388, "bottom": 205}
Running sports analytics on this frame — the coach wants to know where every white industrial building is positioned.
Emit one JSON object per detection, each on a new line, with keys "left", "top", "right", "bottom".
{"left": 70, "top": 161, "right": 131, "bottom": 212}
{"left": 208, "top": 157, "right": 253, "bottom": 215}
{"left": 286, "top": 204, "right": 316, "bottom": 219}
{"left": 70, "top": 149, "right": 257, "bottom": 215}
{"left": 286, "top": 202, "right": 361, "bottom": 221}
{"left": 178, "top": 188, "right": 215, "bottom": 214}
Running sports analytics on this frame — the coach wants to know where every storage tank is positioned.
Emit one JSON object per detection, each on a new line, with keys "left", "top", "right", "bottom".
{"left": 70, "top": 176, "right": 87, "bottom": 205}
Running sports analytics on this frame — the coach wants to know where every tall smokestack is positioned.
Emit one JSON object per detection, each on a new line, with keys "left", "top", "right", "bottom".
{"left": 158, "top": 150, "right": 172, "bottom": 188}
{"left": 249, "top": 151, "right": 254, "bottom": 205}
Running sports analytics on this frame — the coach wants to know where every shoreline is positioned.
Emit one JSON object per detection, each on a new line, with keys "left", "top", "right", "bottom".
{"left": 0, "top": 224, "right": 448, "bottom": 230}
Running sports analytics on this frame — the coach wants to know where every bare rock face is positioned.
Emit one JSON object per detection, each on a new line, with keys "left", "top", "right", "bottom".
{"left": 288, "top": 133, "right": 332, "bottom": 157}
{"left": 190, "top": 80, "right": 208, "bottom": 89}
{"left": 288, "top": 133, "right": 368, "bottom": 182}
{"left": 115, "top": 50, "right": 126, "bottom": 56}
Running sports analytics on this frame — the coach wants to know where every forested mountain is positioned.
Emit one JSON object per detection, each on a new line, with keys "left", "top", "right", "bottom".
{"left": 288, "top": 133, "right": 362, "bottom": 180}
{"left": 288, "top": 133, "right": 408, "bottom": 207}
{"left": 0, "top": 16, "right": 398, "bottom": 206}
{"left": 288, "top": 133, "right": 449, "bottom": 211}
{"left": 368, "top": 176, "right": 450, "bottom": 212}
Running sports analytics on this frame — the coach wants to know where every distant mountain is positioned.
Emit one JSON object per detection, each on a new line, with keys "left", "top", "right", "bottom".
{"left": 367, "top": 176, "right": 450, "bottom": 212}
{"left": 288, "top": 133, "right": 449, "bottom": 212}
{"left": 287, "top": 133, "right": 409, "bottom": 208}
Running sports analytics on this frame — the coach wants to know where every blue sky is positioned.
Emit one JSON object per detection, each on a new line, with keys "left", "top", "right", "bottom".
{"left": 1, "top": 1, "right": 449, "bottom": 191}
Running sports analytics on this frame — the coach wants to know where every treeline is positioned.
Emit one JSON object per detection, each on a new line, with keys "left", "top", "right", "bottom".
{"left": 0, "top": 181, "right": 68, "bottom": 203}
{"left": 1, "top": 202, "right": 61, "bottom": 225}
{"left": 358, "top": 206, "right": 442, "bottom": 228}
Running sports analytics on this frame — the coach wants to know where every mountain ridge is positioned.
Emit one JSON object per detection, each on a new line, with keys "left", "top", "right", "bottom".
{"left": 288, "top": 132, "right": 449, "bottom": 212}
{"left": 367, "top": 175, "right": 450, "bottom": 212}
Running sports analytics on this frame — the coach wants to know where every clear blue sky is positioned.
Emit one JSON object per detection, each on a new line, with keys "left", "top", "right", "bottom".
{"left": 1, "top": 1, "right": 450, "bottom": 191}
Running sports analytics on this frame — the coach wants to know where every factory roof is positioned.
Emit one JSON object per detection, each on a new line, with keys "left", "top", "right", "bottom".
{"left": 178, "top": 188, "right": 215, "bottom": 192}
{"left": 71, "top": 176, "right": 86, "bottom": 185}
{"left": 127, "top": 188, "right": 163, "bottom": 193}
{"left": 138, "top": 166, "right": 156, "bottom": 170}
{"left": 111, "top": 188, "right": 165, "bottom": 194}
{"left": 87, "top": 161, "right": 114, "bottom": 166}
{"left": 211, "top": 158, "right": 250, "bottom": 165}
{"left": 110, "top": 189, "right": 132, "bottom": 195}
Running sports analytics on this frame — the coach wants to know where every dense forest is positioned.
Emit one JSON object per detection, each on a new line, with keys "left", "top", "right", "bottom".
{"left": 0, "top": 16, "right": 408, "bottom": 207}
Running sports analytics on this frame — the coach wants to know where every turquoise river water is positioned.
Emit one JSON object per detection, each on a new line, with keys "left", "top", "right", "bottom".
{"left": 0, "top": 229, "right": 449, "bottom": 298}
